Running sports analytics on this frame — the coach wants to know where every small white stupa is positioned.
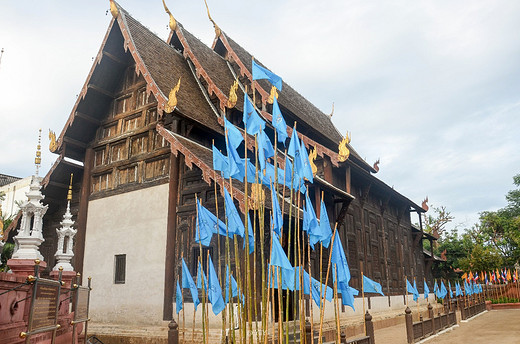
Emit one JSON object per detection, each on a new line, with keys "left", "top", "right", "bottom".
{"left": 53, "top": 174, "right": 77, "bottom": 271}
{"left": 11, "top": 129, "right": 48, "bottom": 261}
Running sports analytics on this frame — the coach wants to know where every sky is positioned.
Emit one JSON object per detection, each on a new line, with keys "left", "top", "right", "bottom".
{"left": 1, "top": 0, "right": 519, "bottom": 231}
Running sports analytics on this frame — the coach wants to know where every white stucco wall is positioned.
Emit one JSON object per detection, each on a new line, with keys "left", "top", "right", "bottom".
{"left": 83, "top": 183, "right": 169, "bottom": 326}
{"left": 0, "top": 176, "right": 32, "bottom": 218}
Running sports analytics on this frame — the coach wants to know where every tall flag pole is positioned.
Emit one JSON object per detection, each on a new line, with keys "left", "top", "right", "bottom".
{"left": 361, "top": 264, "right": 366, "bottom": 335}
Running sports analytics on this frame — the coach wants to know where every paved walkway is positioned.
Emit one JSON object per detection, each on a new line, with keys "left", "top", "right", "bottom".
{"left": 374, "top": 310, "right": 520, "bottom": 343}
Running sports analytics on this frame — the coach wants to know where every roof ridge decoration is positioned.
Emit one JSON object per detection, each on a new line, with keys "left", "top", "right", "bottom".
{"left": 161, "top": 0, "right": 177, "bottom": 31}
{"left": 48, "top": 129, "right": 58, "bottom": 153}
{"left": 373, "top": 158, "right": 380, "bottom": 173}
{"left": 267, "top": 86, "right": 278, "bottom": 105}
{"left": 203, "top": 0, "right": 221, "bottom": 37}
{"left": 337, "top": 132, "right": 351, "bottom": 163}
{"left": 164, "top": 77, "right": 181, "bottom": 113}
{"left": 227, "top": 78, "right": 238, "bottom": 108}
{"left": 109, "top": 0, "right": 119, "bottom": 18}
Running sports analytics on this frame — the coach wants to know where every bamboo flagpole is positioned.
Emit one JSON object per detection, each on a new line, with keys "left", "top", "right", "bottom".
{"left": 361, "top": 269, "right": 366, "bottom": 335}
{"left": 195, "top": 194, "right": 207, "bottom": 344}
{"left": 334, "top": 265, "right": 340, "bottom": 344}
{"left": 317, "top": 222, "right": 339, "bottom": 344}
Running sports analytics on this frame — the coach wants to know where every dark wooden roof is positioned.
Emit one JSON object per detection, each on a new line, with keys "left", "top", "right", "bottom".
{"left": 0, "top": 174, "right": 21, "bottom": 187}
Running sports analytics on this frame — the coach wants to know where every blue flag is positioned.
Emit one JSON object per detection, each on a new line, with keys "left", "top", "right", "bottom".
{"left": 225, "top": 265, "right": 243, "bottom": 304}
{"left": 363, "top": 275, "right": 384, "bottom": 296}
{"left": 413, "top": 279, "right": 419, "bottom": 302}
{"left": 271, "top": 96, "right": 288, "bottom": 143}
{"left": 224, "top": 187, "right": 245, "bottom": 238}
{"left": 269, "top": 264, "right": 296, "bottom": 291}
{"left": 433, "top": 280, "right": 440, "bottom": 298}
{"left": 195, "top": 199, "right": 213, "bottom": 247}
{"left": 448, "top": 281, "right": 453, "bottom": 298}
{"left": 424, "top": 280, "right": 430, "bottom": 300}
{"left": 243, "top": 96, "right": 265, "bottom": 135}
{"left": 257, "top": 128, "right": 274, "bottom": 173}
{"left": 299, "top": 138, "right": 314, "bottom": 183}
{"left": 455, "top": 282, "right": 462, "bottom": 297}
{"left": 226, "top": 135, "right": 244, "bottom": 181}
{"left": 212, "top": 145, "right": 229, "bottom": 178}
{"left": 316, "top": 200, "right": 332, "bottom": 247}
{"left": 338, "top": 282, "right": 358, "bottom": 310}
{"left": 176, "top": 279, "right": 183, "bottom": 314}
{"left": 270, "top": 232, "right": 293, "bottom": 272}
{"left": 303, "top": 192, "right": 318, "bottom": 236}
{"left": 224, "top": 117, "right": 244, "bottom": 150}
{"left": 207, "top": 255, "right": 225, "bottom": 315}
{"left": 197, "top": 200, "right": 228, "bottom": 238}
{"left": 271, "top": 185, "right": 283, "bottom": 236}
{"left": 440, "top": 281, "right": 447, "bottom": 299}
{"left": 407, "top": 279, "right": 419, "bottom": 301}
{"left": 181, "top": 258, "right": 200, "bottom": 310}
{"left": 252, "top": 59, "right": 282, "bottom": 90}
{"left": 287, "top": 126, "right": 300, "bottom": 160}
{"left": 331, "top": 234, "right": 351, "bottom": 285}
{"left": 196, "top": 260, "right": 208, "bottom": 291}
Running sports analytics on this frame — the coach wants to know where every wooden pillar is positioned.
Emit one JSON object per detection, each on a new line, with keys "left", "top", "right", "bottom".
{"left": 365, "top": 311, "right": 375, "bottom": 344}
{"left": 163, "top": 147, "right": 181, "bottom": 320}
{"left": 74, "top": 147, "right": 93, "bottom": 283}
{"left": 405, "top": 307, "right": 413, "bottom": 343}
{"left": 168, "top": 319, "right": 179, "bottom": 344}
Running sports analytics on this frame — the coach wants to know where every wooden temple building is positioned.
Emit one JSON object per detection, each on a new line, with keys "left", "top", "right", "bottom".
{"left": 3, "top": 1, "right": 442, "bottom": 341}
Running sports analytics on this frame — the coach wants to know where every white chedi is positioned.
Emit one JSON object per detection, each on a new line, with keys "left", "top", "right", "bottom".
{"left": 11, "top": 175, "right": 48, "bottom": 260}
{"left": 53, "top": 200, "right": 77, "bottom": 271}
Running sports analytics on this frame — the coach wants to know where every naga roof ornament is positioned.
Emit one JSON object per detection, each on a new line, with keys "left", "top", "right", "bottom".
{"left": 48, "top": 130, "right": 58, "bottom": 153}
{"left": 203, "top": 0, "right": 221, "bottom": 37}
{"left": 267, "top": 86, "right": 278, "bottom": 105}
{"left": 329, "top": 102, "right": 334, "bottom": 118}
{"left": 373, "top": 158, "right": 380, "bottom": 173}
{"left": 109, "top": 0, "right": 119, "bottom": 19}
{"left": 227, "top": 79, "right": 238, "bottom": 108}
{"left": 165, "top": 77, "right": 181, "bottom": 113}
{"left": 161, "top": 0, "right": 177, "bottom": 31}
{"left": 309, "top": 146, "right": 318, "bottom": 176}
{"left": 422, "top": 197, "right": 429, "bottom": 212}
{"left": 337, "top": 132, "right": 350, "bottom": 162}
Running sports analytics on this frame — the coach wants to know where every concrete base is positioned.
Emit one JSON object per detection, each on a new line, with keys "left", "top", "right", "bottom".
{"left": 7, "top": 259, "right": 47, "bottom": 278}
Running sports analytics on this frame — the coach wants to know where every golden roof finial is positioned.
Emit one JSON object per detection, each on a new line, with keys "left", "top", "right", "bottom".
{"left": 337, "top": 131, "right": 350, "bottom": 162}
{"left": 35, "top": 129, "right": 42, "bottom": 176}
{"left": 109, "top": 0, "right": 119, "bottom": 19}
{"left": 164, "top": 77, "right": 181, "bottom": 113}
{"left": 227, "top": 78, "right": 238, "bottom": 108}
{"left": 373, "top": 158, "right": 380, "bottom": 173}
{"left": 329, "top": 102, "right": 334, "bottom": 118}
{"left": 203, "top": 0, "right": 221, "bottom": 37}
{"left": 309, "top": 147, "right": 318, "bottom": 176}
{"left": 49, "top": 129, "right": 58, "bottom": 153}
{"left": 267, "top": 86, "right": 278, "bottom": 105}
{"left": 162, "top": 0, "right": 177, "bottom": 31}
{"left": 67, "top": 173, "right": 74, "bottom": 201}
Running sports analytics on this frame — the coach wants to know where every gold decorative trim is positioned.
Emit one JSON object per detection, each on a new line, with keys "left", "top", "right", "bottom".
{"left": 161, "top": 0, "right": 177, "bottom": 31}
{"left": 267, "top": 86, "right": 278, "bottom": 105}
{"left": 164, "top": 77, "right": 181, "bottom": 113}
{"left": 109, "top": 0, "right": 118, "bottom": 18}
{"left": 309, "top": 147, "right": 317, "bottom": 176}
{"left": 337, "top": 132, "right": 350, "bottom": 162}
{"left": 48, "top": 129, "right": 58, "bottom": 153}
{"left": 227, "top": 79, "right": 238, "bottom": 108}
{"left": 203, "top": 0, "right": 221, "bottom": 37}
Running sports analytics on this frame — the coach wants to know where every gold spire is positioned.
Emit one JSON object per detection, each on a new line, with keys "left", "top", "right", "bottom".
{"left": 109, "top": 0, "right": 119, "bottom": 19}
{"left": 49, "top": 129, "right": 58, "bottom": 153}
{"left": 329, "top": 102, "right": 334, "bottom": 118}
{"left": 0, "top": 203, "right": 4, "bottom": 239}
{"left": 67, "top": 174, "right": 74, "bottom": 201}
{"left": 227, "top": 79, "right": 238, "bottom": 108}
{"left": 35, "top": 129, "right": 42, "bottom": 175}
{"left": 309, "top": 147, "right": 317, "bottom": 176}
{"left": 203, "top": 0, "right": 221, "bottom": 37}
{"left": 337, "top": 132, "right": 350, "bottom": 162}
{"left": 164, "top": 77, "right": 181, "bottom": 113}
{"left": 162, "top": 0, "right": 177, "bottom": 31}
{"left": 267, "top": 86, "right": 278, "bottom": 105}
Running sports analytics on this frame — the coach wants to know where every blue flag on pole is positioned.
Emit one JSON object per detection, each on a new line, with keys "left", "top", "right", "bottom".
{"left": 257, "top": 128, "right": 274, "bottom": 173}
{"left": 433, "top": 280, "right": 440, "bottom": 298}
{"left": 181, "top": 258, "right": 200, "bottom": 310}
{"left": 424, "top": 280, "right": 430, "bottom": 300}
{"left": 252, "top": 59, "right": 282, "bottom": 90}
{"left": 243, "top": 214, "right": 254, "bottom": 254}
{"left": 224, "top": 117, "right": 244, "bottom": 150}
{"left": 287, "top": 126, "right": 300, "bottom": 160}
{"left": 176, "top": 279, "right": 183, "bottom": 314}
{"left": 407, "top": 279, "right": 419, "bottom": 301}
{"left": 195, "top": 199, "right": 213, "bottom": 247}
{"left": 271, "top": 185, "right": 283, "bottom": 236}
{"left": 224, "top": 187, "right": 245, "bottom": 238}
{"left": 207, "top": 254, "right": 225, "bottom": 315}
{"left": 303, "top": 191, "right": 319, "bottom": 235}
{"left": 299, "top": 138, "right": 314, "bottom": 183}
{"left": 243, "top": 96, "right": 265, "bottom": 136}
{"left": 413, "top": 279, "right": 419, "bottom": 302}
{"left": 440, "top": 281, "right": 447, "bottom": 299}
{"left": 197, "top": 200, "right": 227, "bottom": 237}
{"left": 331, "top": 234, "right": 351, "bottom": 284}
{"left": 225, "top": 265, "right": 243, "bottom": 304}
{"left": 226, "top": 134, "right": 244, "bottom": 181}
{"left": 212, "top": 145, "right": 229, "bottom": 178}
{"left": 270, "top": 232, "right": 293, "bottom": 272}
{"left": 363, "top": 275, "right": 384, "bottom": 296}
{"left": 455, "top": 282, "right": 462, "bottom": 297}
{"left": 316, "top": 200, "right": 332, "bottom": 247}
{"left": 338, "top": 282, "right": 358, "bottom": 310}
{"left": 272, "top": 96, "right": 288, "bottom": 143}
{"left": 448, "top": 281, "right": 453, "bottom": 298}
